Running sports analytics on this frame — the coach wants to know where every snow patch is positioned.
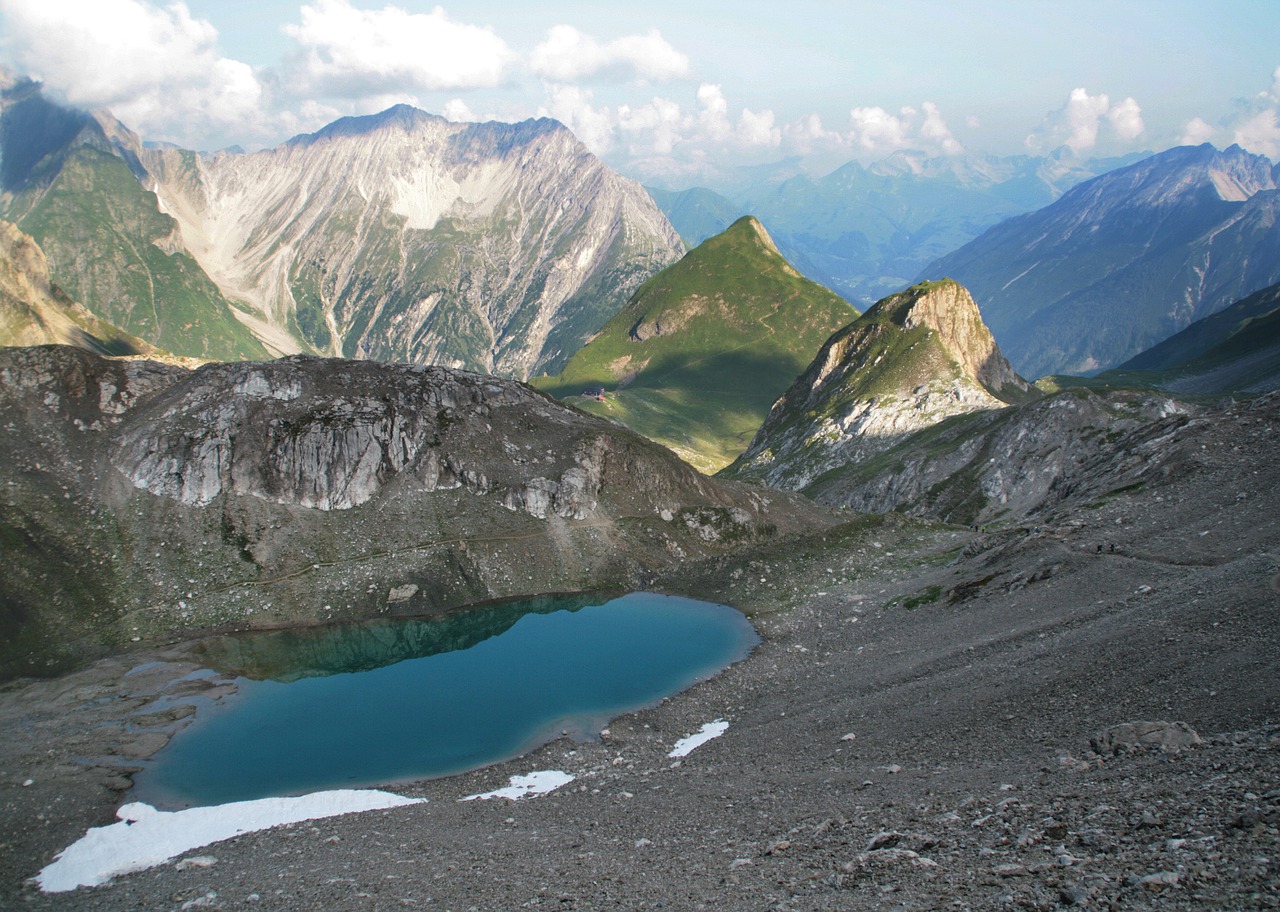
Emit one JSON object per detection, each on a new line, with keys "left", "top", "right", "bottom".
{"left": 461, "top": 770, "right": 574, "bottom": 801}
{"left": 37, "top": 789, "right": 423, "bottom": 893}
{"left": 668, "top": 720, "right": 729, "bottom": 758}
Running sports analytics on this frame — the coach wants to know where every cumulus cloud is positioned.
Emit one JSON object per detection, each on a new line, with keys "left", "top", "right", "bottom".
{"left": 1179, "top": 116, "right": 1217, "bottom": 146}
{"left": 843, "top": 102, "right": 961, "bottom": 156}
{"left": 0, "top": 0, "right": 263, "bottom": 143}
{"left": 919, "top": 101, "right": 964, "bottom": 155}
{"left": 1106, "top": 96, "right": 1145, "bottom": 141}
{"left": 530, "top": 25, "right": 689, "bottom": 83}
{"left": 1026, "top": 87, "right": 1146, "bottom": 153}
{"left": 1176, "top": 66, "right": 1280, "bottom": 158}
{"left": 737, "top": 107, "right": 780, "bottom": 148}
{"left": 848, "top": 106, "right": 910, "bottom": 153}
{"left": 283, "top": 0, "right": 514, "bottom": 97}
{"left": 442, "top": 98, "right": 477, "bottom": 123}
{"left": 538, "top": 84, "right": 618, "bottom": 155}
{"left": 1233, "top": 109, "right": 1280, "bottom": 159}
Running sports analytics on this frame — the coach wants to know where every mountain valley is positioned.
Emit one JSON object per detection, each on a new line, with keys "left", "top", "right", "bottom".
{"left": 0, "top": 65, "right": 1277, "bottom": 912}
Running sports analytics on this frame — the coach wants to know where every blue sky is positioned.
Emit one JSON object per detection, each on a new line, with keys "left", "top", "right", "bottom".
{"left": 2, "top": 0, "right": 1278, "bottom": 184}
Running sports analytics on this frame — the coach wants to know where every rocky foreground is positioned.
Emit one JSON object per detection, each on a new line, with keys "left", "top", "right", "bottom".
{"left": 0, "top": 386, "right": 1276, "bottom": 908}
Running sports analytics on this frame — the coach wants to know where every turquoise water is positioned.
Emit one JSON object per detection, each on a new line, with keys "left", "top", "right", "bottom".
{"left": 134, "top": 592, "right": 758, "bottom": 808}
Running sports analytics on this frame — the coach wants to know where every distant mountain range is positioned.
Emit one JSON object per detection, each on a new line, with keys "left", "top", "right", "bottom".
{"left": 0, "top": 75, "right": 683, "bottom": 378}
{"left": 923, "top": 143, "right": 1280, "bottom": 378}
{"left": 647, "top": 149, "right": 1142, "bottom": 307}
{"left": 534, "top": 217, "right": 854, "bottom": 472}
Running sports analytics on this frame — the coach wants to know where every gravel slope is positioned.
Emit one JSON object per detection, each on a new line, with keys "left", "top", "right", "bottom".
{"left": 1, "top": 395, "right": 1277, "bottom": 910}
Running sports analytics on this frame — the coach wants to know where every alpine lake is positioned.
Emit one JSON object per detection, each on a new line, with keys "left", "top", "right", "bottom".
{"left": 132, "top": 592, "right": 759, "bottom": 808}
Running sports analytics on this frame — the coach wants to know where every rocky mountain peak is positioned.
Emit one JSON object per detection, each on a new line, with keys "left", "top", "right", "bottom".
{"left": 874, "top": 278, "right": 1026, "bottom": 395}
{"left": 722, "top": 279, "right": 1030, "bottom": 491}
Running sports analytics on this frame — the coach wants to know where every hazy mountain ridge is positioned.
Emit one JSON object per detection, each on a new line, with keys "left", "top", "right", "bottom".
{"left": 724, "top": 278, "right": 1030, "bottom": 491}
{"left": 648, "top": 149, "right": 1141, "bottom": 307}
{"left": 534, "top": 216, "right": 855, "bottom": 472}
{"left": 924, "top": 143, "right": 1280, "bottom": 377}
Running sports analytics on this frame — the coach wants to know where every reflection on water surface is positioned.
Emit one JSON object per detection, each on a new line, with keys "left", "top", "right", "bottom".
{"left": 136, "top": 592, "right": 758, "bottom": 807}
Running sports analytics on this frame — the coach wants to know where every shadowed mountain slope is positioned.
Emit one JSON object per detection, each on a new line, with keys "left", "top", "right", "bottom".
{"left": 534, "top": 217, "right": 855, "bottom": 472}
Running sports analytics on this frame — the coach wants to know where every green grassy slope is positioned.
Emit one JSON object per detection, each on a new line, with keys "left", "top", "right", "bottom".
{"left": 533, "top": 216, "right": 856, "bottom": 472}
{"left": 5, "top": 146, "right": 268, "bottom": 361}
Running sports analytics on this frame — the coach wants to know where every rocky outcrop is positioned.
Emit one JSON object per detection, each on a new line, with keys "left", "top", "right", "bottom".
{"left": 804, "top": 387, "right": 1198, "bottom": 525}
{"left": 725, "top": 279, "right": 1030, "bottom": 491}
{"left": 0, "top": 346, "right": 830, "bottom": 679}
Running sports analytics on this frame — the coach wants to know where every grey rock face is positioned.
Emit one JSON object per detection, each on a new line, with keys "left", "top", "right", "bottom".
{"left": 802, "top": 388, "right": 1201, "bottom": 526}
{"left": 0, "top": 346, "right": 826, "bottom": 677}
{"left": 143, "top": 107, "right": 684, "bottom": 378}
{"left": 111, "top": 358, "right": 605, "bottom": 516}
{"left": 1091, "top": 722, "right": 1203, "bottom": 756}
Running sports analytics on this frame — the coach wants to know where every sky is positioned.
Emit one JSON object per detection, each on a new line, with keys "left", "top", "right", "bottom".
{"left": 2, "top": 0, "right": 1279, "bottom": 186}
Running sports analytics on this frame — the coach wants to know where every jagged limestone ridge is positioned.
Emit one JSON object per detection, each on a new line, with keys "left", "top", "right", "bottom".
{"left": 724, "top": 278, "right": 1030, "bottom": 490}
{"left": 141, "top": 106, "right": 684, "bottom": 378}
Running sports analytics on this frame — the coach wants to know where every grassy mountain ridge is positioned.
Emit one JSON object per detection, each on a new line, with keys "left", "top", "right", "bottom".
{"left": 0, "top": 219, "right": 169, "bottom": 357}
{"left": 534, "top": 216, "right": 855, "bottom": 472}
{"left": 0, "top": 83, "right": 269, "bottom": 361}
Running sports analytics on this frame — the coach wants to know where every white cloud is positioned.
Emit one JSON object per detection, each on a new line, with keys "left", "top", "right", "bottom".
{"left": 1233, "top": 109, "right": 1280, "bottom": 159}
{"left": 1106, "top": 96, "right": 1145, "bottom": 141}
{"left": 538, "top": 84, "right": 618, "bottom": 155}
{"left": 782, "top": 113, "right": 841, "bottom": 154}
{"left": 617, "top": 97, "right": 684, "bottom": 154}
{"left": 530, "top": 25, "right": 690, "bottom": 83}
{"left": 1179, "top": 116, "right": 1217, "bottom": 146}
{"left": 1175, "top": 67, "right": 1280, "bottom": 158}
{"left": 443, "top": 98, "right": 476, "bottom": 123}
{"left": 1026, "top": 87, "right": 1147, "bottom": 153}
{"left": 737, "top": 107, "right": 781, "bottom": 148}
{"left": 284, "top": 0, "right": 514, "bottom": 97}
{"left": 696, "top": 83, "right": 733, "bottom": 141}
{"left": 0, "top": 0, "right": 263, "bottom": 143}
{"left": 848, "top": 106, "right": 911, "bottom": 153}
{"left": 920, "top": 101, "right": 964, "bottom": 155}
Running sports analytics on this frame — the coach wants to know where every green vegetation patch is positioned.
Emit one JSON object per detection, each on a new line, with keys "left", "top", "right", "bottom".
{"left": 534, "top": 217, "right": 855, "bottom": 471}
{"left": 6, "top": 147, "right": 268, "bottom": 361}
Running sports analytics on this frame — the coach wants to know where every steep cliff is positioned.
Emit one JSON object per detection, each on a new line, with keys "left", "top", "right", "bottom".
{"left": 0, "top": 346, "right": 829, "bottom": 679}
{"left": 724, "top": 279, "right": 1030, "bottom": 491}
